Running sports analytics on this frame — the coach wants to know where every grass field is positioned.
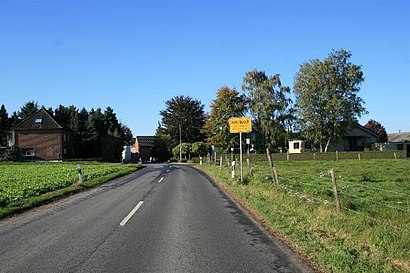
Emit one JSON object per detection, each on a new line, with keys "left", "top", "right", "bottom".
{"left": 0, "top": 162, "right": 141, "bottom": 217}
{"left": 200, "top": 159, "right": 410, "bottom": 273}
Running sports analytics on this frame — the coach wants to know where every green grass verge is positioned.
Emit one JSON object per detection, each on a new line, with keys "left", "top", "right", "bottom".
{"left": 0, "top": 162, "right": 143, "bottom": 218}
{"left": 199, "top": 159, "right": 410, "bottom": 273}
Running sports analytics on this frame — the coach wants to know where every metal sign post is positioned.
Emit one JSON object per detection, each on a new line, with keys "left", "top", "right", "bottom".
{"left": 239, "top": 132, "right": 243, "bottom": 183}
{"left": 229, "top": 117, "right": 252, "bottom": 184}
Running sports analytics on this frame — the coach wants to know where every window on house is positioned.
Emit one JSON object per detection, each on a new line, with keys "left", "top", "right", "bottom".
{"left": 34, "top": 118, "right": 43, "bottom": 124}
{"left": 22, "top": 149, "right": 34, "bottom": 156}
{"left": 397, "top": 144, "right": 403, "bottom": 150}
{"left": 293, "top": 142, "right": 300, "bottom": 149}
{"left": 63, "top": 133, "right": 67, "bottom": 142}
{"left": 63, "top": 148, "right": 67, "bottom": 155}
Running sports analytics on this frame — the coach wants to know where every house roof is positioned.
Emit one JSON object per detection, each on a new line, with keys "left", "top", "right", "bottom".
{"left": 291, "top": 123, "right": 379, "bottom": 140}
{"left": 388, "top": 132, "right": 410, "bottom": 142}
{"left": 354, "top": 123, "right": 379, "bottom": 138}
{"left": 136, "top": 136, "right": 155, "bottom": 147}
{"left": 14, "top": 108, "right": 65, "bottom": 131}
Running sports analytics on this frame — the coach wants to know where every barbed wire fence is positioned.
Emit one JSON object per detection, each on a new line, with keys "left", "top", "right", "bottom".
{"left": 203, "top": 154, "right": 410, "bottom": 233}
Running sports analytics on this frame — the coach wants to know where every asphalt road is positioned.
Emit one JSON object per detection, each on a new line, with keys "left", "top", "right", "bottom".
{"left": 0, "top": 164, "right": 314, "bottom": 273}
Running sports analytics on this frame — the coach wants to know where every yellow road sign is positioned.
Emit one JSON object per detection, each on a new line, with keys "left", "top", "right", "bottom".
{"left": 229, "top": 117, "right": 252, "bottom": 133}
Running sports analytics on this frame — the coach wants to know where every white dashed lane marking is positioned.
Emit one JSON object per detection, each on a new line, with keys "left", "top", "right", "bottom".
{"left": 120, "top": 201, "right": 144, "bottom": 226}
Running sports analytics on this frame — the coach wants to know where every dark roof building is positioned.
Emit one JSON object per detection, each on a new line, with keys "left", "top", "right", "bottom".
{"left": 289, "top": 123, "right": 379, "bottom": 153}
{"left": 132, "top": 136, "right": 155, "bottom": 162}
{"left": 15, "top": 109, "right": 64, "bottom": 131}
{"left": 13, "top": 108, "right": 74, "bottom": 160}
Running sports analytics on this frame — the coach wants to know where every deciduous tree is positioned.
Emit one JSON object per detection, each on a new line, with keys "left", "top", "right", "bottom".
{"left": 364, "top": 119, "right": 388, "bottom": 142}
{"left": 158, "top": 95, "right": 206, "bottom": 147}
{"left": 152, "top": 133, "right": 172, "bottom": 162}
{"left": 242, "top": 69, "right": 291, "bottom": 152}
{"left": 172, "top": 143, "right": 191, "bottom": 159}
{"left": 202, "top": 86, "right": 247, "bottom": 152}
{"left": 191, "top": 141, "right": 209, "bottom": 157}
{"left": 294, "top": 49, "right": 367, "bottom": 152}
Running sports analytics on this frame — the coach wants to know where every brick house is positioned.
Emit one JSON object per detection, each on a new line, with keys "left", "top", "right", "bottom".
{"left": 13, "top": 109, "right": 74, "bottom": 160}
{"left": 132, "top": 136, "right": 155, "bottom": 162}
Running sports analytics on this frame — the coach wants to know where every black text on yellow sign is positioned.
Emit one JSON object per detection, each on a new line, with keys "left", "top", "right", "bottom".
{"left": 229, "top": 117, "right": 252, "bottom": 133}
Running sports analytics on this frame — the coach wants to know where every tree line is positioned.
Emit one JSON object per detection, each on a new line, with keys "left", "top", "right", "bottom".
{"left": 154, "top": 49, "right": 388, "bottom": 160}
{"left": 0, "top": 102, "right": 133, "bottom": 161}
{"left": 1, "top": 49, "right": 389, "bottom": 162}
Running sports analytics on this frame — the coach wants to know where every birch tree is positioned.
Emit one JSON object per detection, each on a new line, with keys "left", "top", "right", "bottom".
{"left": 242, "top": 69, "right": 291, "bottom": 152}
{"left": 294, "top": 49, "right": 366, "bottom": 152}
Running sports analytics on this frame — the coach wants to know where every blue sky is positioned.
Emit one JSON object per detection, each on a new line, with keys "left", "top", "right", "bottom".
{"left": 1, "top": 0, "right": 409, "bottom": 135}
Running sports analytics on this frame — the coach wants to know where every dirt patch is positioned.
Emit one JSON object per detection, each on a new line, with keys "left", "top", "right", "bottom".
{"left": 389, "top": 258, "right": 409, "bottom": 271}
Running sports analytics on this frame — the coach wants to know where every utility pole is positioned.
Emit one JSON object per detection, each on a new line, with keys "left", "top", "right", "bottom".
{"left": 179, "top": 124, "right": 182, "bottom": 162}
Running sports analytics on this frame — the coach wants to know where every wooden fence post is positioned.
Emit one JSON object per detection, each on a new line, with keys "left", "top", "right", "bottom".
{"left": 266, "top": 148, "right": 279, "bottom": 186}
{"left": 273, "top": 167, "right": 279, "bottom": 186}
{"left": 358, "top": 153, "right": 361, "bottom": 161}
{"left": 330, "top": 169, "right": 341, "bottom": 213}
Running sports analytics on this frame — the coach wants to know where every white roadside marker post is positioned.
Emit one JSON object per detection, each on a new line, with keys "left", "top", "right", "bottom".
{"left": 231, "top": 160, "right": 235, "bottom": 179}
{"left": 77, "top": 163, "right": 84, "bottom": 185}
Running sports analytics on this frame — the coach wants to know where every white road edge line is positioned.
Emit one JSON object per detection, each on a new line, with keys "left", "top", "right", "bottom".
{"left": 120, "top": 201, "right": 144, "bottom": 226}
{"left": 158, "top": 177, "right": 164, "bottom": 183}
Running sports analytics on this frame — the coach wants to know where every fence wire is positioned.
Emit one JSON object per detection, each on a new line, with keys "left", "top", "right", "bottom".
{"left": 205, "top": 162, "right": 410, "bottom": 233}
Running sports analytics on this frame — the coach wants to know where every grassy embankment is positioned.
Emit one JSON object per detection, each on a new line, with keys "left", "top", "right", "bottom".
{"left": 0, "top": 162, "right": 142, "bottom": 218}
{"left": 200, "top": 159, "right": 410, "bottom": 273}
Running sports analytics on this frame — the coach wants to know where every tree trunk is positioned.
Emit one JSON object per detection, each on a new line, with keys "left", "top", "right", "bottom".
{"left": 266, "top": 148, "right": 278, "bottom": 185}
{"left": 324, "top": 137, "right": 331, "bottom": 153}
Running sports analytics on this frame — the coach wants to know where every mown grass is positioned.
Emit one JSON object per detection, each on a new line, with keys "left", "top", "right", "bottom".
{"left": 0, "top": 162, "right": 142, "bottom": 218}
{"left": 200, "top": 159, "right": 410, "bottom": 273}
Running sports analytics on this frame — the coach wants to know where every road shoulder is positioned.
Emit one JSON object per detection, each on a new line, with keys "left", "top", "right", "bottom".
{"left": 193, "top": 164, "right": 321, "bottom": 273}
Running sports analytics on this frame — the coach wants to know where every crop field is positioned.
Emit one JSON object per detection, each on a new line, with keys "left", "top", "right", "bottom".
{"left": 201, "top": 159, "right": 410, "bottom": 272}
{"left": 0, "top": 162, "right": 139, "bottom": 208}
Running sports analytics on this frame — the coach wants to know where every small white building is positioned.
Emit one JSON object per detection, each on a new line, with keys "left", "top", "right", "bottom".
{"left": 289, "top": 140, "right": 305, "bottom": 153}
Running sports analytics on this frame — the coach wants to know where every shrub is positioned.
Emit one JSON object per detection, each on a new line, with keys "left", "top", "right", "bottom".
{"left": 5, "top": 146, "right": 22, "bottom": 162}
